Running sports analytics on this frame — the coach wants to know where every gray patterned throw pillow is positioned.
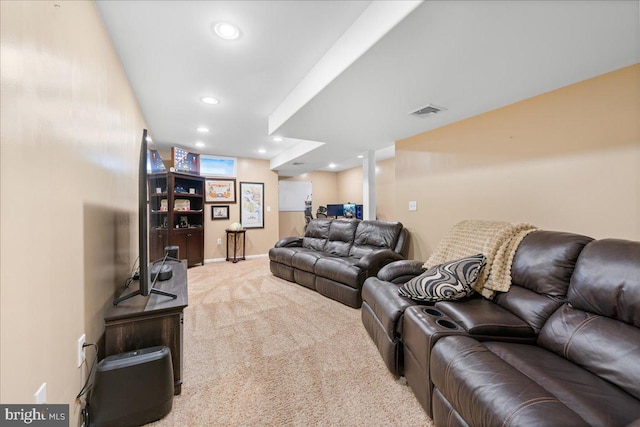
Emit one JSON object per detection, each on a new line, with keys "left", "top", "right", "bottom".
{"left": 398, "top": 254, "right": 486, "bottom": 302}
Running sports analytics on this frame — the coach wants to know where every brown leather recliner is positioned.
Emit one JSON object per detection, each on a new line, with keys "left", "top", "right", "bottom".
{"left": 269, "top": 219, "right": 409, "bottom": 308}
{"left": 430, "top": 238, "right": 640, "bottom": 426}
{"left": 362, "top": 230, "right": 593, "bottom": 379}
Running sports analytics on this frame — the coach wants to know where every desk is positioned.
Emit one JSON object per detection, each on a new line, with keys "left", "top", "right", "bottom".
{"left": 104, "top": 260, "right": 188, "bottom": 394}
{"left": 226, "top": 229, "right": 246, "bottom": 263}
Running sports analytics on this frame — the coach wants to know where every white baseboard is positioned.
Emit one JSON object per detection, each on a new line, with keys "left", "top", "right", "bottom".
{"left": 204, "top": 253, "right": 267, "bottom": 264}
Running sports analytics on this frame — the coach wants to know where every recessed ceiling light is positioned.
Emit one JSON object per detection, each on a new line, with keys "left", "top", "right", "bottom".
{"left": 195, "top": 141, "right": 205, "bottom": 148}
{"left": 272, "top": 136, "right": 283, "bottom": 142}
{"left": 258, "top": 149, "right": 266, "bottom": 154}
{"left": 201, "top": 97, "right": 219, "bottom": 105}
{"left": 197, "top": 127, "right": 210, "bottom": 133}
{"left": 213, "top": 22, "right": 240, "bottom": 40}
{"left": 328, "top": 163, "right": 336, "bottom": 168}
{"left": 357, "top": 155, "right": 364, "bottom": 159}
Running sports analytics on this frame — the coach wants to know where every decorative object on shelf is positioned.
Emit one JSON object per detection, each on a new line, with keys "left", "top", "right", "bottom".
{"left": 174, "top": 199, "right": 191, "bottom": 211}
{"left": 239, "top": 182, "right": 264, "bottom": 229}
{"left": 200, "top": 155, "right": 237, "bottom": 177}
{"left": 172, "top": 147, "right": 200, "bottom": 175}
{"left": 212, "top": 205, "right": 230, "bottom": 220}
{"left": 205, "top": 178, "right": 236, "bottom": 203}
{"left": 228, "top": 222, "right": 243, "bottom": 231}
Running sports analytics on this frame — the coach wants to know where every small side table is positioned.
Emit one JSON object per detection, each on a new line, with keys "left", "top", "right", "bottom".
{"left": 225, "top": 229, "right": 246, "bottom": 263}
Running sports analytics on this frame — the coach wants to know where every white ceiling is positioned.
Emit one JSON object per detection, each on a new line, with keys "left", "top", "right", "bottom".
{"left": 96, "top": 0, "right": 639, "bottom": 177}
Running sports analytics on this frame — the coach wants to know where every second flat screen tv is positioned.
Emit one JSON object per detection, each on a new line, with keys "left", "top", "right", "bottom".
{"left": 326, "top": 204, "right": 344, "bottom": 218}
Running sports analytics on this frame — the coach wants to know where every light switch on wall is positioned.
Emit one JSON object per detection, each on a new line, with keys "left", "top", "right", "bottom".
{"left": 409, "top": 201, "right": 417, "bottom": 211}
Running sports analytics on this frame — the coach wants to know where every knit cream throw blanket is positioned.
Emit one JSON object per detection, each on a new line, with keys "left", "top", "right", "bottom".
{"left": 424, "top": 220, "right": 537, "bottom": 299}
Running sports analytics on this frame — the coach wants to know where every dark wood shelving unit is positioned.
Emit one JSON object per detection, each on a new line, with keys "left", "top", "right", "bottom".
{"left": 149, "top": 172, "right": 205, "bottom": 267}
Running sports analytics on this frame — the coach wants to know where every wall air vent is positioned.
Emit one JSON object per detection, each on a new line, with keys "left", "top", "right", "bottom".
{"left": 410, "top": 104, "right": 447, "bottom": 117}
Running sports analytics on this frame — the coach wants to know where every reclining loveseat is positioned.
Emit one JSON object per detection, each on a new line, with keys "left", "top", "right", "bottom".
{"left": 269, "top": 218, "right": 409, "bottom": 308}
{"left": 362, "top": 227, "right": 640, "bottom": 426}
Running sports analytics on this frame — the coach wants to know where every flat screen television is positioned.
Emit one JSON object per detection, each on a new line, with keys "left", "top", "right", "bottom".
{"left": 326, "top": 204, "right": 344, "bottom": 218}
{"left": 343, "top": 203, "right": 356, "bottom": 218}
{"left": 114, "top": 129, "right": 176, "bottom": 305}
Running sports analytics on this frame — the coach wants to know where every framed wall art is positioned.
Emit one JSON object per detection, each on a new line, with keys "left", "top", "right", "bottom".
{"left": 239, "top": 182, "right": 264, "bottom": 229}
{"left": 205, "top": 178, "right": 236, "bottom": 204}
{"left": 211, "top": 205, "right": 230, "bottom": 220}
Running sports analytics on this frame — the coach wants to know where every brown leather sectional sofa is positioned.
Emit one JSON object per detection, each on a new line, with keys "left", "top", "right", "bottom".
{"left": 362, "top": 230, "right": 640, "bottom": 426}
{"left": 269, "top": 218, "right": 409, "bottom": 308}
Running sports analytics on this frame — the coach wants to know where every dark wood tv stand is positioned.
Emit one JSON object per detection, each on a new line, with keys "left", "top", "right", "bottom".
{"left": 104, "top": 260, "right": 188, "bottom": 395}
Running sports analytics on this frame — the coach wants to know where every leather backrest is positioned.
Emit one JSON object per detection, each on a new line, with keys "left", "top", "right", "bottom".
{"left": 302, "top": 219, "right": 332, "bottom": 251}
{"left": 349, "top": 220, "right": 403, "bottom": 258}
{"left": 394, "top": 228, "right": 410, "bottom": 258}
{"left": 538, "top": 238, "right": 640, "bottom": 399}
{"left": 323, "top": 219, "right": 359, "bottom": 257}
{"left": 493, "top": 230, "right": 593, "bottom": 332}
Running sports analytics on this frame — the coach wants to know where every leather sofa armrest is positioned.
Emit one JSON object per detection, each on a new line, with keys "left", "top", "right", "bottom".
{"left": 435, "top": 299, "right": 536, "bottom": 340}
{"left": 356, "top": 249, "right": 405, "bottom": 276}
{"left": 376, "top": 260, "right": 426, "bottom": 284}
{"left": 274, "top": 237, "right": 303, "bottom": 248}
{"left": 625, "top": 417, "right": 640, "bottom": 427}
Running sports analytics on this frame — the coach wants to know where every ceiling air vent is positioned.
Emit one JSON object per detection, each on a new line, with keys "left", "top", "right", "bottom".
{"left": 410, "top": 104, "right": 447, "bottom": 117}
{"left": 292, "top": 162, "right": 305, "bottom": 166}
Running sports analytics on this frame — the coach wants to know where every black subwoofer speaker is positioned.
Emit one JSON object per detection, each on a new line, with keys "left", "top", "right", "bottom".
{"left": 89, "top": 346, "right": 173, "bottom": 427}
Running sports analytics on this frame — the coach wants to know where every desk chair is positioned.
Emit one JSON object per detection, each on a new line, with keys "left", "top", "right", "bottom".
{"left": 316, "top": 206, "right": 327, "bottom": 218}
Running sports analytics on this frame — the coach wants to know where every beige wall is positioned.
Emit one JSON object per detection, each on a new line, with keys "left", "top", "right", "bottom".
{"left": 278, "top": 159, "right": 399, "bottom": 239}
{"left": 335, "top": 157, "right": 398, "bottom": 221}
{"left": 204, "top": 158, "right": 279, "bottom": 260}
{"left": 278, "top": 171, "right": 338, "bottom": 238}
{"left": 1, "top": 0, "right": 144, "bottom": 421}
{"left": 336, "top": 167, "right": 363, "bottom": 204}
{"left": 396, "top": 64, "right": 640, "bottom": 260}
{"left": 374, "top": 157, "right": 396, "bottom": 221}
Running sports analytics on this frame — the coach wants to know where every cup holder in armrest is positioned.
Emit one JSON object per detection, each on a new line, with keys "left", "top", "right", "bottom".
{"left": 436, "top": 319, "right": 459, "bottom": 330}
{"left": 423, "top": 308, "right": 443, "bottom": 317}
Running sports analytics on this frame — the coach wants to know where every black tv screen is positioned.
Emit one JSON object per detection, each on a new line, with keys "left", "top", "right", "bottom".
{"left": 326, "top": 204, "right": 344, "bottom": 217}
{"left": 113, "top": 129, "right": 169, "bottom": 304}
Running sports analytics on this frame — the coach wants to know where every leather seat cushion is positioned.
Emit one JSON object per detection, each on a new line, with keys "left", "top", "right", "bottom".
{"left": 431, "top": 336, "right": 590, "bottom": 427}
{"left": 432, "top": 336, "right": 640, "bottom": 427}
{"left": 268, "top": 247, "right": 309, "bottom": 265}
{"left": 485, "top": 341, "right": 640, "bottom": 426}
{"left": 361, "top": 278, "right": 418, "bottom": 339}
{"left": 291, "top": 251, "right": 329, "bottom": 273}
{"left": 314, "top": 256, "right": 362, "bottom": 288}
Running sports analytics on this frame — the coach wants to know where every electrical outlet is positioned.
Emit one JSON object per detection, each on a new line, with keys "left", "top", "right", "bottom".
{"left": 34, "top": 383, "right": 46, "bottom": 404}
{"left": 77, "top": 334, "right": 86, "bottom": 367}
{"left": 217, "top": 238, "right": 222, "bottom": 245}
{"left": 409, "top": 201, "right": 417, "bottom": 211}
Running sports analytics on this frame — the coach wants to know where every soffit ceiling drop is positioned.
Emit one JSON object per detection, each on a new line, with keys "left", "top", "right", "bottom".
{"left": 97, "top": 1, "right": 640, "bottom": 176}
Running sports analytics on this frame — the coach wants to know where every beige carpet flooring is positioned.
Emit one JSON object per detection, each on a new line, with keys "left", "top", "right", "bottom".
{"left": 151, "top": 257, "right": 433, "bottom": 426}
